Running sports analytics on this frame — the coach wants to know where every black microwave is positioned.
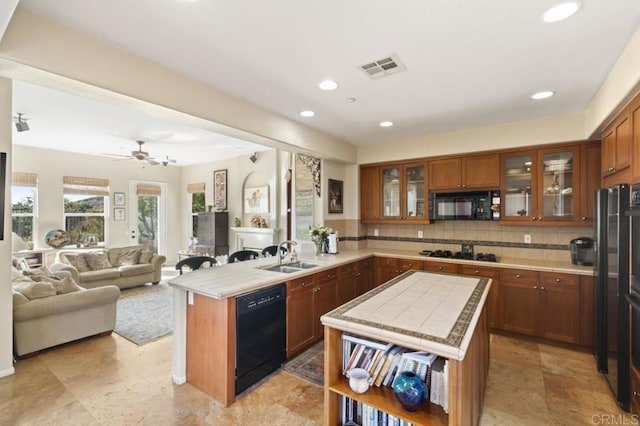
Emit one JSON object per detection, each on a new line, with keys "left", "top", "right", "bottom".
{"left": 429, "top": 190, "right": 500, "bottom": 221}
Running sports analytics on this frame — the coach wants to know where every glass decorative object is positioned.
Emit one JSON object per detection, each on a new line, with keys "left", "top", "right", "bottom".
{"left": 392, "top": 371, "right": 426, "bottom": 412}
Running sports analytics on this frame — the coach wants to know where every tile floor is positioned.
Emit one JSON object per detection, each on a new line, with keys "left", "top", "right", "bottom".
{"left": 0, "top": 332, "right": 630, "bottom": 425}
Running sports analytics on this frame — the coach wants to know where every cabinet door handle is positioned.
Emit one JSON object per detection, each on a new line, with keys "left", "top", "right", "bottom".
{"left": 462, "top": 184, "right": 466, "bottom": 188}
{"left": 538, "top": 216, "right": 543, "bottom": 220}
{"left": 457, "top": 184, "right": 461, "bottom": 188}
{"left": 474, "top": 269, "right": 479, "bottom": 273}
{"left": 540, "top": 286, "right": 545, "bottom": 291}
{"left": 634, "top": 391, "right": 639, "bottom": 397}
{"left": 581, "top": 217, "right": 587, "bottom": 221}
{"left": 438, "top": 266, "right": 443, "bottom": 270}
{"left": 532, "top": 217, "right": 537, "bottom": 221}
{"left": 516, "top": 274, "right": 521, "bottom": 278}
{"left": 300, "top": 282, "right": 306, "bottom": 287}
{"left": 555, "top": 278, "right": 560, "bottom": 283}
{"left": 534, "top": 285, "right": 538, "bottom": 289}
{"left": 608, "top": 167, "right": 615, "bottom": 172}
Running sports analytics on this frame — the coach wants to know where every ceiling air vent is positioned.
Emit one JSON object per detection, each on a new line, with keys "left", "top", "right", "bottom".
{"left": 359, "top": 54, "right": 407, "bottom": 80}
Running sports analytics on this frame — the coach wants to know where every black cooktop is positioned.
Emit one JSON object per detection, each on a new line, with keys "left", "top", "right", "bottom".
{"left": 419, "top": 249, "right": 498, "bottom": 262}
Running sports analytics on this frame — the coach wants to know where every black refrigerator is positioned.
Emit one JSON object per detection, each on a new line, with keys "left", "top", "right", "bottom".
{"left": 594, "top": 184, "right": 630, "bottom": 411}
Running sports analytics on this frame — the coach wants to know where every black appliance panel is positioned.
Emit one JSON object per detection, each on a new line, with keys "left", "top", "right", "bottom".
{"left": 235, "top": 284, "right": 286, "bottom": 395}
{"left": 429, "top": 190, "right": 500, "bottom": 221}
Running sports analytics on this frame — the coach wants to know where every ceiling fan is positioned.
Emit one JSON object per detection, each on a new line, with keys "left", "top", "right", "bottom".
{"left": 103, "top": 140, "right": 177, "bottom": 166}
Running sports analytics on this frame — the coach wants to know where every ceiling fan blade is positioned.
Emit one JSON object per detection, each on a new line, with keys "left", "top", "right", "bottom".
{"left": 102, "top": 153, "right": 134, "bottom": 159}
{"left": 146, "top": 159, "right": 160, "bottom": 165}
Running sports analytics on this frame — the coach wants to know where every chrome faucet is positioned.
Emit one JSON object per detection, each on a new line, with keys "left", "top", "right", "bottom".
{"left": 277, "top": 240, "right": 297, "bottom": 265}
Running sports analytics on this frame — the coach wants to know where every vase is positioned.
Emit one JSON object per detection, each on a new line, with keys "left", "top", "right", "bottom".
{"left": 314, "top": 241, "right": 324, "bottom": 255}
{"left": 392, "top": 371, "right": 426, "bottom": 412}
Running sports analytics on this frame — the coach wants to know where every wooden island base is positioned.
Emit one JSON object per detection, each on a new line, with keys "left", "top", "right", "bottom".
{"left": 323, "top": 307, "right": 489, "bottom": 426}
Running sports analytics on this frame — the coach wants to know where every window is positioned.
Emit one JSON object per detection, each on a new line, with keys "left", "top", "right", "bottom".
{"left": 63, "top": 176, "right": 109, "bottom": 244}
{"left": 187, "top": 182, "right": 206, "bottom": 238}
{"left": 12, "top": 172, "right": 38, "bottom": 243}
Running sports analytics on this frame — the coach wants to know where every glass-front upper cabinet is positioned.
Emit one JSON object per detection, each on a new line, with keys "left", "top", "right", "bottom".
{"left": 503, "top": 152, "right": 535, "bottom": 222}
{"left": 379, "top": 162, "right": 428, "bottom": 222}
{"left": 502, "top": 146, "right": 580, "bottom": 223}
{"left": 382, "top": 166, "right": 401, "bottom": 218}
{"left": 541, "top": 150, "right": 575, "bottom": 219}
{"left": 404, "top": 163, "right": 426, "bottom": 220}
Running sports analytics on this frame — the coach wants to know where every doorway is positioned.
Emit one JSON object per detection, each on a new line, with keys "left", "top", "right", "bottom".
{"left": 128, "top": 180, "right": 167, "bottom": 254}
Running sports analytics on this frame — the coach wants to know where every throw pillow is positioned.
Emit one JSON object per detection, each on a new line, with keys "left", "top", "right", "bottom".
{"left": 85, "top": 251, "right": 112, "bottom": 270}
{"left": 38, "top": 275, "right": 83, "bottom": 295}
{"left": 11, "top": 266, "right": 23, "bottom": 281}
{"left": 117, "top": 248, "right": 141, "bottom": 266}
{"left": 23, "top": 266, "right": 57, "bottom": 280}
{"left": 65, "top": 254, "right": 91, "bottom": 272}
{"left": 138, "top": 250, "right": 154, "bottom": 264}
{"left": 13, "top": 280, "right": 57, "bottom": 300}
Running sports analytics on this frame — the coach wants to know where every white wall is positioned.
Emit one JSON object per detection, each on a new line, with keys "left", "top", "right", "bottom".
{"left": 0, "top": 77, "right": 14, "bottom": 377}
{"left": 179, "top": 149, "right": 281, "bottom": 253}
{"left": 13, "top": 145, "right": 182, "bottom": 256}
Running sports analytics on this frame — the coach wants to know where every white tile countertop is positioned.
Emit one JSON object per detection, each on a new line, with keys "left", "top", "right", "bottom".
{"left": 167, "top": 248, "right": 593, "bottom": 300}
{"left": 321, "top": 270, "right": 490, "bottom": 360}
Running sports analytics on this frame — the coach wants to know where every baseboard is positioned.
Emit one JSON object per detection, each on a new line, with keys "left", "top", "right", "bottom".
{"left": 0, "top": 366, "right": 15, "bottom": 378}
{"left": 172, "top": 374, "right": 186, "bottom": 385}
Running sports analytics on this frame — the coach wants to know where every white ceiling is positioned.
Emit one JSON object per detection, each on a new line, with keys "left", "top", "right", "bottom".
{"left": 12, "top": 80, "right": 271, "bottom": 166}
{"left": 13, "top": 0, "right": 640, "bottom": 150}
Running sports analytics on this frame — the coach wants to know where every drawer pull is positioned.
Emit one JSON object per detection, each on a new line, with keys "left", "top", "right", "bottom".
{"left": 516, "top": 274, "right": 521, "bottom": 278}
{"left": 555, "top": 278, "right": 560, "bottom": 283}
{"left": 300, "top": 282, "right": 306, "bottom": 287}
{"left": 634, "top": 391, "right": 639, "bottom": 397}
{"left": 438, "top": 266, "right": 443, "bottom": 270}
{"left": 540, "top": 286, "right": 545, "bottom": 291}
{"left": 534, "top": 286, "right": 538, "bottom": 289}
{"left": 475, "top": 269, "right": 479, "bottom": 273}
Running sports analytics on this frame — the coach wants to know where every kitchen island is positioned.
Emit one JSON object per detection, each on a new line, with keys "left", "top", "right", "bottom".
{"left": 321, "top": 270, "right": 491, "bottom": 425}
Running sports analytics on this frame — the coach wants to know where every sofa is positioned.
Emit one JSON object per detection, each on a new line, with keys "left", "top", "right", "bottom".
{"left": 50, "top": 245, "right": 166, "bottom": 290}
{"left": 12, "top": 266, "right": 120, "bottom": 357}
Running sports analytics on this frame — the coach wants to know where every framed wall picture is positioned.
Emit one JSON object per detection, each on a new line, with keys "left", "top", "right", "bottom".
{"left": 244, "top": 185, "right": 269, "bottom": 213}
{"left": 328, "top": 179, "right": 343, "bottom": 214}
{"left": 84, "top": 234, "right": 98, "bottom": 246}
{"left": 114, "top": 192, "right": 125, "bottom": 206}
{"left": 214, "top": 169, "right": 227, "bottom": 210}
{"left": 114, "top": 207, "right": 126, "bottom": 221}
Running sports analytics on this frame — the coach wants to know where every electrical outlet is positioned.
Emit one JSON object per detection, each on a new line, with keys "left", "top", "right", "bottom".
{"left": 418, "top": 230, "right": 424, "bottom": 238}
{"left": 374, "top": 229, "right": 379, "bottom": 237}
{"left": 524, "top": 234, "right": 532, "bottom": 244}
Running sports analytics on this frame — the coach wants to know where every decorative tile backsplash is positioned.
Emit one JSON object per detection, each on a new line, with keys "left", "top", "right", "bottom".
{"left": 324, "top": 219, "right": 592, "bottom": 262}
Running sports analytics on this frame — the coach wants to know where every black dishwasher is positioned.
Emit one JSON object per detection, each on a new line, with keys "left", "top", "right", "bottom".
{"left": 235, "top": 283, "right": 286, "bottom": 395}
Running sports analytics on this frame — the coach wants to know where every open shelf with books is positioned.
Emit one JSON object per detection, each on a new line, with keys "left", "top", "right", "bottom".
{"left": 323, "top": 305, "right": 489, "bottom": 425}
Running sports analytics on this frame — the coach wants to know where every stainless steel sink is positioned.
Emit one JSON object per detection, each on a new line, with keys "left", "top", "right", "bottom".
{"left": 285, "top": 261, "right": 319, "bottom": 269}
{"left": 260, "top": 265, "right": 303, "bottom": 274}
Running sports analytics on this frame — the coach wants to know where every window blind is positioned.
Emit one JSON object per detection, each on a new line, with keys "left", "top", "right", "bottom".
{"left": 12, "top": 172, "right": 38, "bottom": 187}
{"left": 63, "top": 176, "right": 109, "bottom": 196}
{"left": 137, "top": 184, "right": 161, "bottom": 196}
{"left": 187, "top": 182, "right": 205, "bottom": 193}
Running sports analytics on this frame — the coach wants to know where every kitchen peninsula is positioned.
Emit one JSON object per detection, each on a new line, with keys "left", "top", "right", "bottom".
{"left": 168, "top": 248, "right": 591, "bottom": 407}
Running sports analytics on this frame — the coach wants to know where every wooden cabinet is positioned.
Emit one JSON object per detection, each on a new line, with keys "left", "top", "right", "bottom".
{"left": 578, "top": 275, "right": 595, "bottom": 348}
{"left": 286, "top": 275, "right": 317, "bottom": 358}
{"left": 499, "top": 269, "right": 539, "bottom": 336}
{"left": 499, "top": 269, "right": 581, "bottom": 344}
{"left": 360, "top": 165, "right": 382, "bottom": 221}
{"left": 360, "top": 161, "right": 428, "bottom": 223}
{"left": 423, "top": 260, "right": 460, "bottom": 274}
{"left": 578, "top": 142, "right": 601, "bottom": 223}
{"left": 374, "top": 257, "right": 402, "bottom": 286}
{"left": 501, "top": 143, "right": 596, "bottom": 226}
{"left": 313, "top": 271, "right": 338, "bottom": 340}
{"left": 461, "top": 265, "right": 499, "bottom": 329}
{"left": 337, "top": 262, "right": 357, "bottom": 306}
{"left": 602, "top": 110, "right": 631, "bottom": 182}
{"left": 355, "top": 258, "right": 374, "bottom": 296}
{"left": 631, "top": 365, "right": 640, "bottom": 415}
{"left": 631, "top": 95, "right": 640, "bottom": 183}
{"left": 428, "top": 154, "right": 499, "bottom": 191}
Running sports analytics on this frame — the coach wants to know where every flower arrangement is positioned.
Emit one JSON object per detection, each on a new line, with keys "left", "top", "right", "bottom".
{"left": 250, "top": 215, "right": 267, "bottom": 228}
{"left": 309, "top": 224, "right": 330, "bottom": 244}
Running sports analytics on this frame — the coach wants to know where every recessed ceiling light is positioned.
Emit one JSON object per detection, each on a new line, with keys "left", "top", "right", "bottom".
{"left": 318, "top": 80, "right": 338, "bottom": 91}
{"left": 531, "top": 91, "right": 555, "bottom": 100}
{"left": 542, "top": 1, "right": 581, "bottom": 23}
{"left": 300, "top": 110, "right": 315, "bottom": 117}
{"left": 379, "top": 121, "right": 394, "bottom": 128}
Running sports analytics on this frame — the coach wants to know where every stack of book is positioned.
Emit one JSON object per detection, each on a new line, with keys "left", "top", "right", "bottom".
{"left": 341, "top": 333, "right": 448, "bottom": 412}
{"left": 342, "top": 397, "right": 416, "bottom": 426}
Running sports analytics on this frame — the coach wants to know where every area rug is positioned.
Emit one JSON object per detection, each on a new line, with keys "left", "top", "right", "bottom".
{"left": 114, "top": 282, "right": 173, "bottom": 345}
{"left": 282, "top": 341, "right": 324, "bottom": 387}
